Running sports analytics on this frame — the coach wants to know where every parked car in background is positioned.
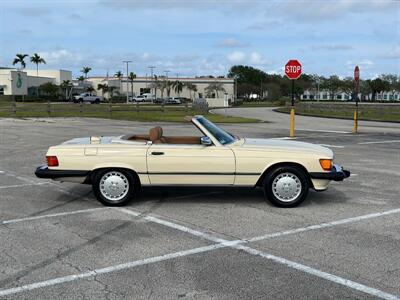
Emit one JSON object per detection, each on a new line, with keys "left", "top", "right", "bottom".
{"left": 165, "top": 97, "right": 182, "bottom": 105}
{"left": 153, "top": 98, "right": 165, "bottom": 104}
{"left": 73, "top": 93, "right": 102, "bottom": 104}
{"left": 129, "top": 93, "right": 154, "bottom": 103}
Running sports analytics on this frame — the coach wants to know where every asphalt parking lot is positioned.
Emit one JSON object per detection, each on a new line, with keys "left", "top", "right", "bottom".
{"left": 0, "top": 115, "right": 399, "bottom": 299}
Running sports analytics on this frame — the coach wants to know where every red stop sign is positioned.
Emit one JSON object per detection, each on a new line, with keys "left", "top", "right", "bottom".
{"left": 354, "top": 65, "right": 360, "bottom": 82}
{"left": 285, "top": 60, "right": 302, "bottom": 80}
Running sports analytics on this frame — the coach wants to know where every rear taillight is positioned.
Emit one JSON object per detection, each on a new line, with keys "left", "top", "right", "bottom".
{"left": 46, "top": 156, "right": 59, "bottom": 167}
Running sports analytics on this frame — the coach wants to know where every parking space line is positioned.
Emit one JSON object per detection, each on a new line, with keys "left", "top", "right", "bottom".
{"left": 1, "top": 207, "right": 399, "bottom": 298}
{"left": 358, "top": 140, "right": 400, "bottom": 145}
{"left": 1, "top": 207, "right": 107, "bottom": 225}
{"left": 234, "top": 244, "right": 399, "bottom": 300}
{"left": 118, "top": 208, "right": 400, "bottom": 300}
{"left": 298, "top": 129, "right": 352, "bottom": 134}
{"left": 0, "top": 182, "right": 48, "bottom": 189}
{"left": 319, "top": 144, "right": 345, "bottom": 148}
{"left": 247, "top": 207, "right": 400, "bottom": 242}
{"left": 0, "top": 243, "right": 234, "bottom": 297}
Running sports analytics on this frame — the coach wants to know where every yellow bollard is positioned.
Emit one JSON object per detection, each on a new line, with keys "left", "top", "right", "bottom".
{"left": 353, "top": 109, "right": 358, "bottom": 133}
{"left": 290, "top": 107, "right": 295, "bottom": 138}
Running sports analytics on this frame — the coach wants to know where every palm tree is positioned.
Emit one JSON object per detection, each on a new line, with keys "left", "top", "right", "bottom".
{"left": 128, "top": 72, "right": 136, "bottom": 99}
{"left": 81, "top": 67, "right": 91, "bottom": 79}
{"left": 115, "top": 70, "right": 123, "bottom": 94}
{"left": 86, "top": 86, "right": 95, "bottom": 93}
{"left": 205, "top": 82, "right": 225, "bottom": 98}
{"left": 185, "top": 82, "right": 197, "bottom": 100}
{"left": 97, "top": 83, "right": 109, "bottom": 99}
{"left": 13, "top": 54, "right": 29, "bottom": 69}
{"left": 158, "top": 80, "right": 166, "bottom": 99}
{"left": 76, "top": 75, "right": 85, "bottom": 82}
{"left": 30, "top": 53, "right": 46, "bottom": 76}
{"left": 172, "top": 80, "right": 184, "bottom": 97}
{"left": 165, "top": 80, "right": 173, "bottom": 97}
{"left": 108, "top": 86, "right": 117, "bottom": 100}
{"left": 61, "top": 80, "right": 72, "bottom": 100}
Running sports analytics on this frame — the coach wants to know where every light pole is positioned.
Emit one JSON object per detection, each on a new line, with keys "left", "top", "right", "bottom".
{"left": 123, "top": 60, "right": 132, "bottom": 103}
{"left": 148, "top": 66, "right": 155, "bottom": 97}
{"left": 164, "top": 70, "right": 170, "bottom": 79}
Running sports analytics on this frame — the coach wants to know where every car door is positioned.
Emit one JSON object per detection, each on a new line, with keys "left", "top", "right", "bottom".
{"left": 146, "top": 144, "right": 235, "bottom": 185}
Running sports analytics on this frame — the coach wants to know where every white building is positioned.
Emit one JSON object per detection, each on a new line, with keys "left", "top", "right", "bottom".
{"left": 0, "top": 68, "right": 72, "bottom": 96}
{"left": 86, "top": 76, "right": 236, "bottom": 101}
{"left": 301, "top": 90, "right": 400, "bottom": 101}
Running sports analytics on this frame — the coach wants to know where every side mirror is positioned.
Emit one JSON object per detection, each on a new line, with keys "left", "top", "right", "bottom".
{"left": 201, "top": 136, "right": 212, "bottom": 146}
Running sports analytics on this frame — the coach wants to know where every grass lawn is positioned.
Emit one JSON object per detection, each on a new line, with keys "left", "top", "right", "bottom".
{"left": 0, "top": 102, "right": 259, "bottom": 123}
{"left": 276, "top": 106, "right": 400, "bottom": 122}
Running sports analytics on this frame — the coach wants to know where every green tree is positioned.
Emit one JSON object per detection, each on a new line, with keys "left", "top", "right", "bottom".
{"left": 172, "top": 80, "right": 184, "bottom": 97}
{"left": 185, "top": 82, "right": 197, "bottom": 100}
{"left": 368, "top": 78, "right": 391, "bottom": 101}
{"left": 115, "top": 70, "right": 123, "bottom": 93}
{"left": 13, "top": 54, "right": 29, "bottom": 69}
{"left": 76, "top": 75, "right": 85, "bottom": 82}
{"left": 39, "top": 82, "right": 59, "bottom": 98}
{"left": 205, "top": 82, "right": 226, "bottom": 98}
{"left": 165, "top": 80, "right": 172, "bottom": 97}
{"left": 325, "top": 75, "right": 342, "bottom": 100}
{"left": 60, "top": 80, "right": 72, "bottom": 100}
{"left": 128, "top": 72, "right": 136, "bottom": 98}
{"left": 30, "top": 53, "right": 46, "bottom": 76}
{"left": 97, "top": 83, "right": 109, "bottom": 99}
{"left": 86, "top": 86, "right": 95, "bottom": 93}
{"left": 81, "top": 67, "right": 91, "bottom": 79}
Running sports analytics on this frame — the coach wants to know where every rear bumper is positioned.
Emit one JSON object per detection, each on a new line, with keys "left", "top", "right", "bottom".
{"left": 309, "top": 164, "right": 350, "bottom": 182}
{"left": 35, "top": 165, "right": 90, "bottom": 179}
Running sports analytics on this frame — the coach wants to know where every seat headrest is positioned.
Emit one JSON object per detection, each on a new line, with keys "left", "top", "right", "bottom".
{"left": 149, "top": 127, "right": 163, "bottom": 142}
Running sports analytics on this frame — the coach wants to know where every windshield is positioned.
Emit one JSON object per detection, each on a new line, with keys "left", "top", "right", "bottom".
{"left": 196, "top": 117, "right": 236, "bottom": 145}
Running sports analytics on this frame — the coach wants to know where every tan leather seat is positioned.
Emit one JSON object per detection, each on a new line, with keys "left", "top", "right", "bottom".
{"left": 149, "top": 126, "right": 165, "bottom": 143}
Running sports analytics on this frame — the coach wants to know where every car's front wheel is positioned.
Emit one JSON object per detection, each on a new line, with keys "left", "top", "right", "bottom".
{"left": 92, "top": 169, "right": 137, "bottom": 206}
{"left": 263, "top": 165, "right": 309, "bottom": 208}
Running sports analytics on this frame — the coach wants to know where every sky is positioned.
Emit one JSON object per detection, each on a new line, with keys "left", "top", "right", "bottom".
{"left": 0, "top": 0, "right": 399, "bottom": 79}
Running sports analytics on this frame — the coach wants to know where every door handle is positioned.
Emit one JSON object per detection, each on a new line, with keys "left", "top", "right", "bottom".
{"left": 151, "top": 151, "right": 164, "bottom": 155}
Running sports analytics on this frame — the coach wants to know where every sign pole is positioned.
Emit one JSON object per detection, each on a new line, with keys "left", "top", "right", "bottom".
{"left": 290, "top": 79, "right": 295, "bottom": 137}
{"left": 353, "top": 66, "right": 360, "bottom": 134}
{"left": 285, "top": 59, "right": 302, "bottom": 138}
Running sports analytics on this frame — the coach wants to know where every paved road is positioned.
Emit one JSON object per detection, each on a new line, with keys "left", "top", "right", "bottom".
{"left": 212, "top": 107, "right": 400, "bottom": 134}
{"left": 0, "top": 117, "right": 399, "bottom": 299}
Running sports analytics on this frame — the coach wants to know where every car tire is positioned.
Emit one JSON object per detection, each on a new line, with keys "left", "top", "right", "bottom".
{"left": 95, "top": 99, "right": 100, "bottom": 104}
{"left": 263, "top": 165, "right": 309, "bottom": 208}
{"left": 92, "top": 169, "right": 137, "bottom": 206}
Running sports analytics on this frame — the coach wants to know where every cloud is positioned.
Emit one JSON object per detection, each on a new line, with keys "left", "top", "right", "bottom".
{"left": 69, "top": 13, "right": 83, "bottom": 21}
{"left": 227, "top": 51, "right": 246, "bottom": 63}
{"left": 216, "top": 38, "right": 248, "bottom": 48}
{"left": 346, "top": 59, "right": 374, "bottom": 71}
{"left": 249, "top": 52, "right": 268, "bottom": 65}
{"left": 310, "top": 44, "right": 353, "bottom": 51}
{"left": 379, "top": 45, "right": 400, "bottom": 59}
{"left": 276, "top": 0, "right": 397, "bottom": 21}
{"left": 13, "top": 7, "right": 52, "bottom": 17}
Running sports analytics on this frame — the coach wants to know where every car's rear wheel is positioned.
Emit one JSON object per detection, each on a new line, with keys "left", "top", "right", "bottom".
{"left": 92, "top": 169, "right": 136, "bottom": 206}
{"left": 263, "top": 165, "right": 309, "bottom": 207}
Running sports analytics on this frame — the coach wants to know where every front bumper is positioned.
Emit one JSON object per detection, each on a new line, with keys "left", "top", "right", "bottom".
{"left": 35, "top": 165, "right": 90, "bottom": 179}
{"left": 309, "top": 164, "right": 350, "bottom": 182}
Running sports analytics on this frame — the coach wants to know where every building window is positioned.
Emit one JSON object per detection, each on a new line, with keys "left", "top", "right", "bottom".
{"left": 383, "top": 95, "right": 387, "bottom": 100}
{"left": 323, "top": 94, "right": 327, "bottom": 100}
{"left": 140, "top": 88, "right": 150, "bottom": 95}
{"left": 337, "top": 94, "right": 342, "bottom": 100}
{"left": 309, "top": 95, "right": 314, "bottom": 100}
{"left": 303, "top": 95, "right": 308, "bottom": 100}
{"left": 344, "top": 94, "right": 349, "bottom": 100}
{"left": 0, "top": 87, "right": 4, "bottom": 95}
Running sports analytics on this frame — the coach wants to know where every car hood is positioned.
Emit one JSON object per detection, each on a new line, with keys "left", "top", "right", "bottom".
{"left": 237, "top": 138, "right": 333, "bottom": 157}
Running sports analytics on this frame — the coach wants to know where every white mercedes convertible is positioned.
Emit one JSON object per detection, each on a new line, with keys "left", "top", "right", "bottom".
{"left": 35, "top": 116, "right": 350, "bottom": 207}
